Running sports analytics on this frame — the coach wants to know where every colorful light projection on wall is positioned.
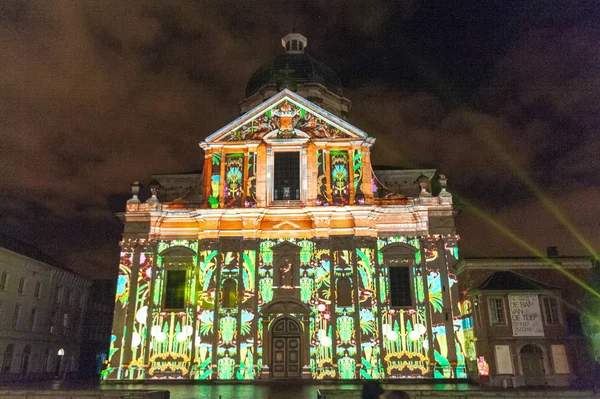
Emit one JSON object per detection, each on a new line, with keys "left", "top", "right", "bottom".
{"left": 209, "top": 153, "right": 221, "bottom": 208}
{"left": 334, "top": 250, "right": 357, "bottom": 379}
{"left": 376, "top": 237, "right": 430, "bottom": 378}
{"left": 356, "top": 247, "right": 383, "bottom": 379}
{"left": 316, "top": 150, "right": 329, "bottom": 206}
{"left": 129, "top": 251, "right": 153, "bottom": 378}
{"left": 353, "top": 149, "right": 365, "bottom": 205}
{"left": 107, "top": 236, "right": 463, "bottom": 381}
{"left": 107, "top": 250, "right": 134, "bottom": 379}
{"left": 148, "top": 240, "right": 198, "bottom": 379}
{"left": 330, "top": 151, "right": 350, "bottom": 206}
{"left": 309, "top": 246, "right": 335, "bottom": 378}
{"left": 245, "top": 152, "right": 258, "bottom": 207}
{"left": 224, "top": 100, "right": 350, "bottom": 142}
{"left": 224, "top": 154, "right": 244, "bottom": 208}
{"left": 192, "top": 249, "right": 217, "bottom": 380}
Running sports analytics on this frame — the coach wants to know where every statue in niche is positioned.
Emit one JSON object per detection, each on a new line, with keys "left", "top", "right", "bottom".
{"left": 279, "top": 258, "right": 294, "bottom": 289}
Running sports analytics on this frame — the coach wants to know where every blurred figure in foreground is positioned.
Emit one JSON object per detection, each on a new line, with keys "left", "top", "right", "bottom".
{"left": 362, "top": 381, "right": 384, "bottom": 399}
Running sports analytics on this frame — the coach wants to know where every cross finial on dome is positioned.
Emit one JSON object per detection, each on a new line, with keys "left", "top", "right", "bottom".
{"left": 281, "top": 32, "right": 307, "bottom": 54}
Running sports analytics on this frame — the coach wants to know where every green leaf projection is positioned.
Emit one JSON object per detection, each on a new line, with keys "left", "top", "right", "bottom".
{"left": 106, "top": 236, "right": 465, "bottom": 380}
{"left": 209, "top": 152, "right": 221, "bottom": 208}
{"left": 245, "top": 152, "right": 257, "bottom": 207}
{"left": 330, "top": 151, "right": 350, "bottom": 206}
{"left": 353, "top": 149, "right": 365, "bottom": 205}
{"left": 224, "top": 154, "right": 244, "bottom": 208}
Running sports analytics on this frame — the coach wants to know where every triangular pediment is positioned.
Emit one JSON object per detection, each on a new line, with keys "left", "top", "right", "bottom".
{"left": 204, "top": 89, "right": 368, "bottom": 143}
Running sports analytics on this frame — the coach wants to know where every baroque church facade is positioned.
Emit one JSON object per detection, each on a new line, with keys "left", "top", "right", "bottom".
{"left": 106, "top": 33, "right": 473, "bottom": 381}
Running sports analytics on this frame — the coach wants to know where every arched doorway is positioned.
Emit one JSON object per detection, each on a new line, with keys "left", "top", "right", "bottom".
{"left": 271, "top": 317, "right": 301, "bottom": 378}
{"left": 520, "top": 344, "right": 545, "bottom": 385}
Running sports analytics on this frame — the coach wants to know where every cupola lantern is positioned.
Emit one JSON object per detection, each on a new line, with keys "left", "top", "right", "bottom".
{"left": 281, "top": 32, "right": 307, "bottom": 54}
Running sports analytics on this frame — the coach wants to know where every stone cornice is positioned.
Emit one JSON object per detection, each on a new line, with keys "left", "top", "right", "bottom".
{"left": 454, "top": 257, "right": 593, "bottom": 274}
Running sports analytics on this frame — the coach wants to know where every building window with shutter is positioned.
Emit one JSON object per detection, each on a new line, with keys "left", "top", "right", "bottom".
{"left": 18, "top": 277, "right": 25, "bottom": 295}
{"left": 34, "top": 282, "right": 42, "bottom": 299}
{"left": 488, "top": 297, "right": 506, "bottom": 325}
{"left": 12, "top": 304, "right": 20, "bottom": 330}
{"left": 164, "top": 270, "right": 186, "bottom": 309}
{"left": 543, "top": 296, "right": 560, "bottom": 325}
{"left": 29, "top": 308, "right": 36, "bottom": 332}
{"left": 389, "top": 266, "right": 412, "bottom": 307}
{"left": 0, "top": 272, "right": 8, "bottom": 291}
{"left": 55, "top": 286, "right": 63, "bottom": 304}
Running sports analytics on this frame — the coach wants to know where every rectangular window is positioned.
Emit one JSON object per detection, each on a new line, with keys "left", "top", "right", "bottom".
{"left": 18, "top": 277, "right": 25, "bottom": 295}
{"left": 164, "top": 270, "right": 186, "bottom": 309}
{"left": 63, "top": 313, "right": 69, "bottom": 333}
{"left": 543, "top": 297, "right": 560, "bottom": 325}
{"left": 389, "top": 266, "right": 412, "bottom": 307}
{"left": 273, "top": 152, "right": 300, "bottom": 201}
{"left": 29, "top": 308, "right": 36, "bottom": 331}
{"left": 489, "top": 297, "right": 506, "bottom": 325}
{"left": 55, "top": 286, "right": 63, "bottom": 304}
{"left": 34, "top": 282, "right": 42, "bottom": 299}
{"left": 0, "top": 272, "right": 7, "bottom": 291}
{"left": 12, "top": 304, "right": 20, "bottom": 329}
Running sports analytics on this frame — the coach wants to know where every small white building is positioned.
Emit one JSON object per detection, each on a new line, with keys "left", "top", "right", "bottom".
{"left": 0, "top": 235, "right": 90, "bottom": 381}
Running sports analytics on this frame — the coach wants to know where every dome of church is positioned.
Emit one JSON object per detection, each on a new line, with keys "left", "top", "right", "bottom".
{"left": 245, "top": 33, "right": 343, "bottom": 98}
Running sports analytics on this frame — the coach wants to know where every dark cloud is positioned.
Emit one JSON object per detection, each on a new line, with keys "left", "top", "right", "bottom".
{"left": 0, "top": 0, "right": 598, "bottom": 278}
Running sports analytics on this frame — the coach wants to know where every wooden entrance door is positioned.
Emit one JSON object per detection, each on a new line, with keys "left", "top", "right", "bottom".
{"left": 521, "top": 344, "right": 545, "bottom": 385}
{"left": 271, "top": 318, "right": 301, "bottom": 378}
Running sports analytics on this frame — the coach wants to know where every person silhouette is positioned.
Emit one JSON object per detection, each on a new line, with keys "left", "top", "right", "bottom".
{"left": 362, "top": 381, "right": 384, "bottom": 399}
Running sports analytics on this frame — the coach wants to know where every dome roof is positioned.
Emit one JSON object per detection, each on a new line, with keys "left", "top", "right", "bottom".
{"left": 245, "top": 33, "right": 343, "bottom": 98}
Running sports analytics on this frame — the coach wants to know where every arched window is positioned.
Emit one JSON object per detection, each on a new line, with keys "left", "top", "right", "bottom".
{"left": 20, "top": 345, "right": 30, "bottom": 374}
{"left": 2, "top": 344, "right": 14, "bottom": 372}
{"left": 221, "top": 279, "right": 237, "bottom": 308}
{"left": 337, "top": 278, "right": 352, "bottom": 307}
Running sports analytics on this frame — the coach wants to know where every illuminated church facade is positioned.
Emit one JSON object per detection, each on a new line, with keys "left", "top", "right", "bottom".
{"left": 106, "top": 33, "right": 473, "bottom": 381}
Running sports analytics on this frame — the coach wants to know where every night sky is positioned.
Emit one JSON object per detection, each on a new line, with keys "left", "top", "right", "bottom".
{"left": 0, "top": 1, "right": 598, "bottom": 278}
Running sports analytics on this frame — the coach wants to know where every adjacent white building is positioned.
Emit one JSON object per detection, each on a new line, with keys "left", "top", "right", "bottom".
{"left": 0, "top": 235, "right": 90, "bottom": 381}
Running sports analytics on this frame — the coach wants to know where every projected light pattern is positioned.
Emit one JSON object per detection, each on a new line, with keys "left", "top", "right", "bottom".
{"left": 106, "top": 250, "right": 134, "bottom": 379}
{"left": 209, "top": 152, "right": 221, "bottom": 208}
{"left": 192, "top": 249, "right": 218, "bottom": 380}
{"left": 330, "top": 150, "right": 350, "bottom": 206}
{"left": 334, "top": 250, "right": 357, "bottom": 379}
{"left": 353, "top": 149, "right": 365, "bottom": 205}
{"left": 129, "top": 251, "right": 153, "bottom": 379}
{"left": 245, "top": 152, "right": 257, "bottom": 207}
{"left": 356, "top": 247, "right": 383, "bottom": 379}
{"left": 316, "top": 149, "right": 329, "bottom": 206}
{"left": 224, "top": 153, "right": 244, "bottom": 208}
{"left": 310, "top": 246, "right": 335, "bottom": 378}
{"left": 217, "top": 251, "right": 240, "bottom": 379}
{"left": 107, "top": 235, "right": 461, "bottom": 380}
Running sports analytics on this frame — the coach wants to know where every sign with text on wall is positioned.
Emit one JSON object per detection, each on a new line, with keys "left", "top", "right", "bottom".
{"left": 508, "top": 294, "right": 544, "bottom": 337}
